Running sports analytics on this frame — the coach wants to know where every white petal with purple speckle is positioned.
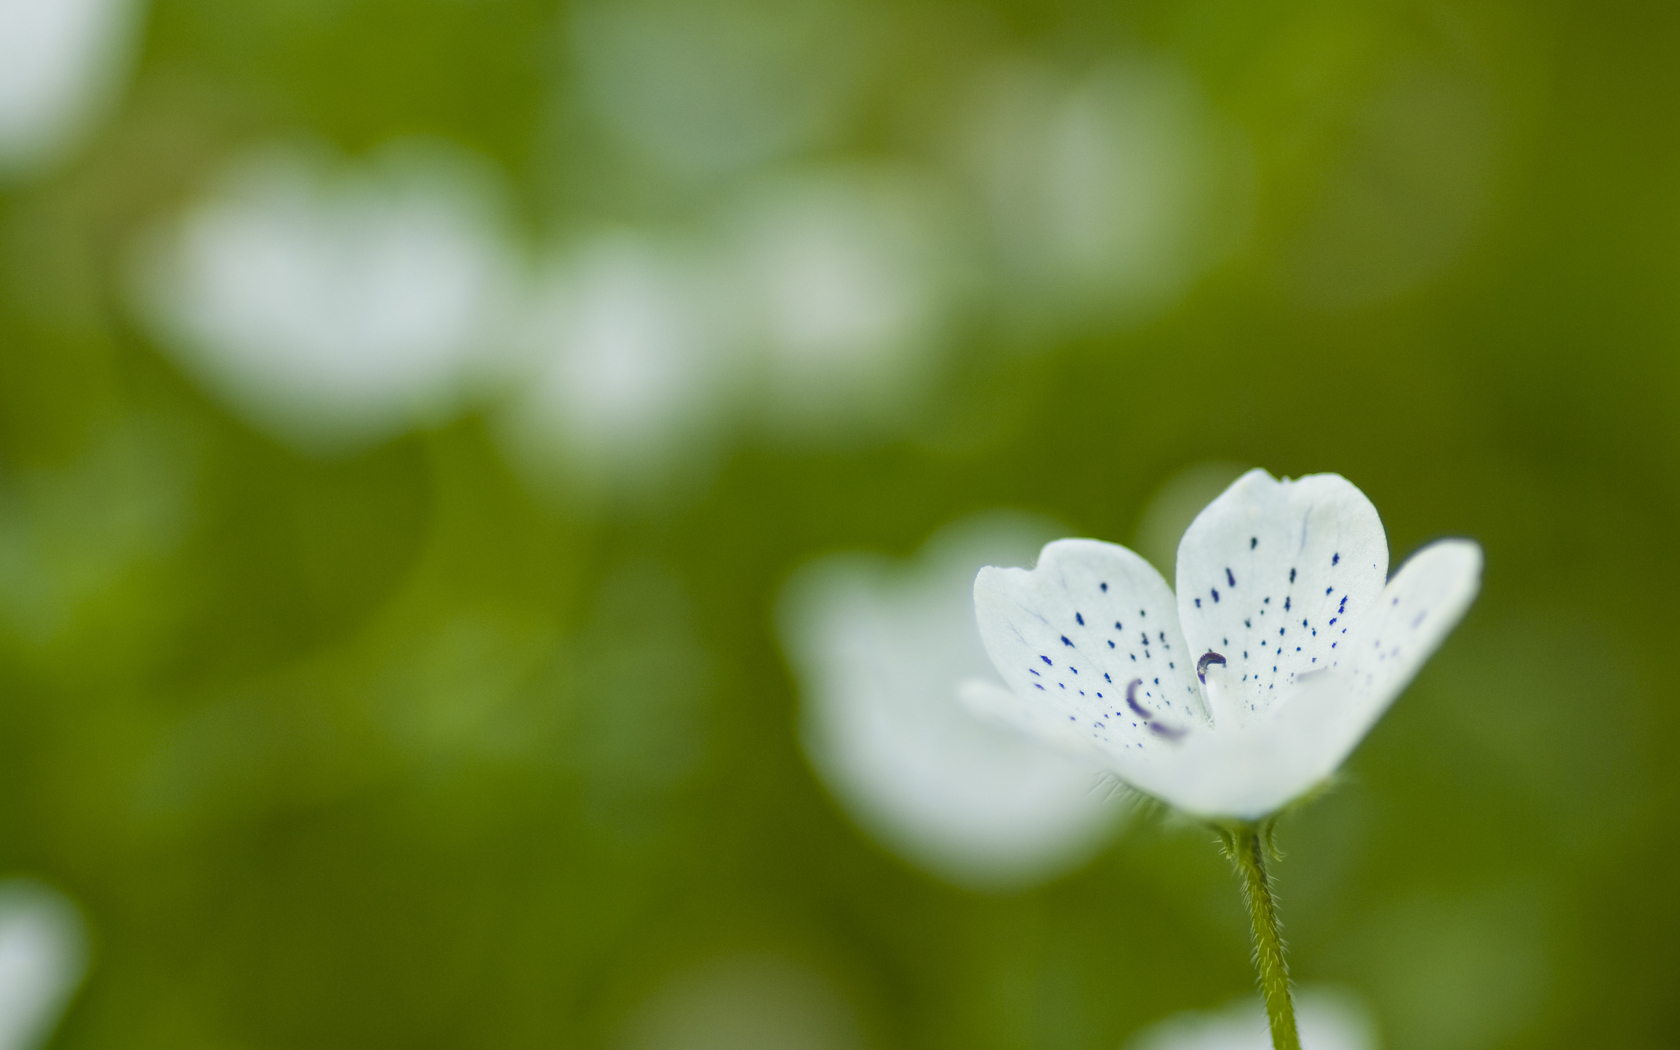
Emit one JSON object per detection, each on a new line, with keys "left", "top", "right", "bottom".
{"left": 971, "top": 470, "right": 1481, "bottom": 820}
{"left": 1176, "top": 470, "right": 1387, "bottom": 724}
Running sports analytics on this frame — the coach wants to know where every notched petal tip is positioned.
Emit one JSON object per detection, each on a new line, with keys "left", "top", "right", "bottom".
{"left": 1400, "top": 536, "right": 1483, "bottom": 581}
{"left": 1176, "top": 465, "right": 1389, "bottom": 721}
{"left": 1385, "top": 538, "right": 1483, "bottom": 629}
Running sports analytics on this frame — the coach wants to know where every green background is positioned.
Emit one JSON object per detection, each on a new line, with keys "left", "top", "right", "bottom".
{"left": 1, "top": 0, "right": 1675, "bottom": 1047}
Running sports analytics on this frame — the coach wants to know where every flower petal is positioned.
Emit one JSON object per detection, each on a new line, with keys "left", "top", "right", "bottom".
{"left": 1175, "top": 469, "right": 1388, "bottom": 725}
{"left": 973, "top": 539, "right": 1205, "bottom": 793}
{"left": 1123, "top": 538, "right": 1482, "bottom": 820}
{"left": 962, "top": 671, "right": 1305, "bottom": 819}
{"left": 957, "top": 678, "right": 1105, "bottom": 759}
{"left": 1271, "top": 538, "right": 1483, "bottom": 788}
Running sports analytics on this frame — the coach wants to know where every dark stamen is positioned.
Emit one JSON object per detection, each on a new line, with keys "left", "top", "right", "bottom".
{"left": 1196, "top": 651, "right": 1227, "bottom": 684}
{"left": 1125, "top": 678, "right": 1151, "bottom": 718}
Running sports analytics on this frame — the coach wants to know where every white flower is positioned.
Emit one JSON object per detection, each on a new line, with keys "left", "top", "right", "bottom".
{"left": 968, "top": 469, "right": 1481, "bottom": 821}
{"left": 779, "top": 514, "right": 1123, "bottom": 890}
{"left": 959, "top": 57, "right": 1236, "bottom": 332}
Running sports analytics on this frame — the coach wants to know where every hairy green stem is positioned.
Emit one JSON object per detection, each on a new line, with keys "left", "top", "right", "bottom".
{"left": 1222, "top": 825, "right": 1300, "bottom": 1050}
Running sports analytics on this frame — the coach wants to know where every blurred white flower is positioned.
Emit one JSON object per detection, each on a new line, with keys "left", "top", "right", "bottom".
{"left": 970, "top": 470, "right": 1481, "bottom": 821}
{"left": 570, "top": 0, "right": 865, "bottom": 179}
{"left": 501, "top": 165, "right": 964, "bottom": 485}
{"left": 500, "top": 232, "right": 739, "bottom": 480}
{"left": 779, "top": 513, "right": 1124, "bottom": 892}
{"left": 1126, "top": 987, "right": 1377, "bottom": 1050}
{"left": 129, "top": 139, "right": 518, "bottom": 453}
{"left": 962, "top": 58, "right": 1236, "bottom": 331}
{"left": 0, "top": 880, "right": 88, "bottom": 1050}
{"left": 0, "top": 0, "right": 144, "bottom": 174}
{"left": 725, "top": 166, "right": 964, "bottom": 438}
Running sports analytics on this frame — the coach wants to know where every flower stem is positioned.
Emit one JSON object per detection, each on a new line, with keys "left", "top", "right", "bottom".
{"left": 1222, "top": 824, "right": 1301, "bottom": 1050}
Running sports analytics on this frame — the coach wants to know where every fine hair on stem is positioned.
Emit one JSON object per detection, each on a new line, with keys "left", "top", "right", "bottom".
{"left": 1218, "top": 821, "right": 1301, "bottom": 1050}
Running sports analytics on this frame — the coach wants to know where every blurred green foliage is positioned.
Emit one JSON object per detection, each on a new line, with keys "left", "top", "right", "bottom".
{"left": 2, "top": 0, "right": 1678, "bottom": 1047}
